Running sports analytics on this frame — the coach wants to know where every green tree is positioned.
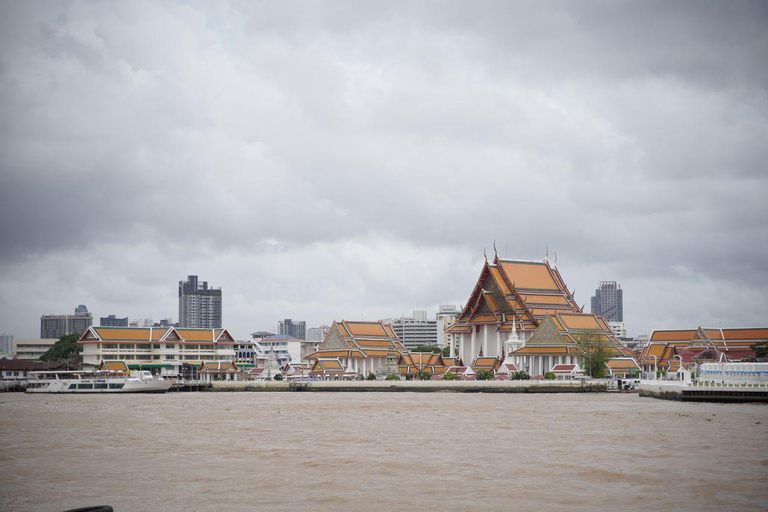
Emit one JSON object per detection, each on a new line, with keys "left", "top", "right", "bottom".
{"left": 752, "top": 342, "right": 768, "bottom": 359}
{"left": 416, "top": 370, "right": 431, "bottom": 381}
{"left": 511, "top": 371, "right": 530, "bottom": 380}
{"left": 39, "top": 333, "right": 82, "bottom": 362}
{"left": 573, "top": 330, "right": 613, "bottom": 378}
{"left": 412, "top": 345, "right": 442, "bottom": 354}
{"left": 442, "top": 372, "right": 460, "bottom": 380}
{"left": 385, "top": 373, "right": 401, "bottom": 381}
{"left": 475, "top": 370, "right": 494, "bottom": 380}
{"left": 366, "top": 371, "right": 377, "bottom": 381}
{"left": 543, "top": 372, "right": 556, "bottom": 380}
{"left": 442, "top": 346, "right": 451, "bottom": 357}
{"left": 273, "top": 374, "right": 284, "bottom": 381}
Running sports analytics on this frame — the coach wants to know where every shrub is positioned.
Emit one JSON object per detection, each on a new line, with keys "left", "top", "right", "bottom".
{"left": 543, "top": 372, "right": 556, "bottom": 380}
{"left": 442, "top": 372, "right": 460, "bottom": 381}
{"left": 475, "top": 370, "right": 494, "bottom": 380}
{"left": 385, "top": 373, "right": 401, "bottom": 381}
{"left": 273, "top": 374, "right": 283, "bottom": 381}
{"left": 366, "top": 372, "right": 377, "bottom": 381}
{"left": 511, "top": 371, "right": 530, "bottom": 381}
{"left": 416, "top": 370, "right": 431, "bottom": 381}
{"left": 355, "top": 373, "right": 365, "bottom": 381}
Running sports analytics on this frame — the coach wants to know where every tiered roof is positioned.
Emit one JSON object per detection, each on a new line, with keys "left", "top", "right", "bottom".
{"left": 648, "top": 326, "right": 765, "bottom": 359}
{"left": 306, "top": 320, "right": 405, "bottom": 360}
{"left": 309, "top": 358, "right": 346, "bottom": 376}
{"left": 398, "top": 351, "right": 449, "bottom": 375}
{"left": 448, "top": 256, "right": 582, "bottom": 333}
{"left": 509, "top": 314, "right": 626, "bottom": 357}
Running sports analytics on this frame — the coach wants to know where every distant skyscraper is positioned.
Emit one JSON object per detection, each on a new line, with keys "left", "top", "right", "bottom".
{"left": 591, "top": 281, "right": 623, "bottom": 322}
{"left": 100, "top": 315, "right": 129, "bottom": 327}
{"left": 178, "top": 275, "right": 222, "bottom": 329}
{"left": 278, "top": 319, "right": 306, "bottom": 340}
{"left": 40, "top": 307, "right": 93, "bottom": 339}
{"left": 0, "top": 333, "right": 13, "bottom": 355}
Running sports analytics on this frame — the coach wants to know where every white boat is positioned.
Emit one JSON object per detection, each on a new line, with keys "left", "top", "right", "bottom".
{"left": 25, "top": 369, "right": 173, "bottom": 393}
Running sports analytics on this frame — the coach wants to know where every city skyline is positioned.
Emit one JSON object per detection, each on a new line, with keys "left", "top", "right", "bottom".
{"left": 1, "top": 2, "right": 766, "bottom": 341}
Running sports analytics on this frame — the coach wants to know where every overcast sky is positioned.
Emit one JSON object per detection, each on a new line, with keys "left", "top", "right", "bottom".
{"left": 1, "top": 1, "right": 766, "bottom": 340}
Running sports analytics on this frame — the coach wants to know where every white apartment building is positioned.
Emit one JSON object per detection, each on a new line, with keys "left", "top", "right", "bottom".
{"left": 13, "top": 338, "right": 58, "bottom": 360}
{"left": 79, "top": 326, "right": 235, "bottom": 379}
{"left": 383, "top": 310, "right": 440, "bottom": 350}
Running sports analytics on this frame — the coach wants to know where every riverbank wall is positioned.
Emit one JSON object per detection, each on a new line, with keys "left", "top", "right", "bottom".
{"left": 209, "top": 380, "right": 607, "bottom": 393}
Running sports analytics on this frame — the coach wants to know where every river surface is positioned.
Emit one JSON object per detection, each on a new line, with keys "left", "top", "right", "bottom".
{"left": 1, "top": 392, "right": 767, "bottom": 511}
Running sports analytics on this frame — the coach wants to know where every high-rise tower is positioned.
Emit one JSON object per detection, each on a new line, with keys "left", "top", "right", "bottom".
{"left": 590, "top": 281, "right": 623, "bottom": 323}
{"left": 178, "top": 275, "right": 222, "bottom": 329}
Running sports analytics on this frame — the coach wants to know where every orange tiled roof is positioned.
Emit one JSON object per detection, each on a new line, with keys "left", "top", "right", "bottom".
{"left": 92, "top": 327, "right": 154, "bottom": 341}
{"left": 345, "top": 322, "right": 388, "bottom": 337}
{"left": 498, "top": 260, "right": 560, "bottom": 290}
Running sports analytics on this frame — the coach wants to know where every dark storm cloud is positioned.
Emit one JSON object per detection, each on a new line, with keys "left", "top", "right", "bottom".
{"left": 0, "top": 1, "right": 766, "bottom": 338}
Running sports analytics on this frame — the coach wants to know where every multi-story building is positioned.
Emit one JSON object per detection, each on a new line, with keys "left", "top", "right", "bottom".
{"left": 383, "top": 311, "right": 439, "bottom": 350}
{"left": 78, "top": 326, "right": 235, "bottom": 379}
{"left": 591, "top": 281, "right": 623, "bottom": 323}
{"left": 100, "top": 315, "right": 129, "bottom": 327}
{"left": 0, "top": 333, "right": 13, "bottom": 355}
{"left": 178, "top": 275, "right": 222, "bottom": 329}
{"left": 306, "top": 327, "right": 322, "bottom": 342}
{"left": 12, "top": 339, "right": 58, "bottom": 360}
{"left": 258, "top": 334, "right": 319, "bottom": 365}
{"left": 278, "top": 319, "right": 306, "bottom": 340}
{"left": 40, "top": 306, "right": 93, "bottom": 339}
{"left": 436, "top": 305, "right": 461, "bottom": 348}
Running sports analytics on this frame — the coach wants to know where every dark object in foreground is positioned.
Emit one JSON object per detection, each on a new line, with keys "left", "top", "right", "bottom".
{"left": 63, "top": 506, "right": 113, "bottom": 512}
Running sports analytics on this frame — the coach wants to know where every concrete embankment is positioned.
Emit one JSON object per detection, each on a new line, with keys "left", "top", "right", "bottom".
{"left": 639, "top": 381, "right": 768, "bottom": 403}
{"left": 210, "top": 380, "right": 606, "bottom": 393}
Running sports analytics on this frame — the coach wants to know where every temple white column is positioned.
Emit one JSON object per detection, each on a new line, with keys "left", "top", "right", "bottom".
{"left": 482, "top": 326, "right": 488, "bottom": 357}
{"left": 471, "top": 328, "right": 476, "bottom": 363}
{"left": 450, "top": 334, "right": 455, "bottom": 358}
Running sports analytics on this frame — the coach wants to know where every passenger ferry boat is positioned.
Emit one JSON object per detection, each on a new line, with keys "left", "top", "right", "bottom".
{"left": 25, "top": 369, "right": 173, "bottom": 394}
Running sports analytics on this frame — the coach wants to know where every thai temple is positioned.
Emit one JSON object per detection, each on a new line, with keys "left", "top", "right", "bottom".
{"left": 638, "top": 327, "right": 765, "bottom": 374}
{"left": 306, "top": 320, "right": 405, "bottom": 378}
{"left": 446, "top": 251, "right": 631, "bottom": 377}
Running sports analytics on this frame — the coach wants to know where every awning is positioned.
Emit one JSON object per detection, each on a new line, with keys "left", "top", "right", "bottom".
{"left": 128, "top": 363, "right": 173, "bottom": 369}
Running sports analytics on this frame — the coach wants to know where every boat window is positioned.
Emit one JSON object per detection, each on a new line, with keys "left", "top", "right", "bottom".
{"left": 108, "top": 383, "right": 124, "bottom": 389}
{"left": 94, "top": 383, "right": 108, "bottom": 389}
{"left": 77, "top": 383, "right": 94, "bottom": 389}
{"left": 68, "top": 384, "right": 77, "bottom": 390}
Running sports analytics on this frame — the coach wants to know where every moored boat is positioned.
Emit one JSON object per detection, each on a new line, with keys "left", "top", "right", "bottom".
{"left": 25, "top": 369, "right": 172, "bottom": 394}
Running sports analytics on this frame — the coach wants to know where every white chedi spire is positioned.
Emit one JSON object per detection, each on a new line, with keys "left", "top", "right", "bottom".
{"left": 503, "top": 319, "right": 525, "bottom": 362}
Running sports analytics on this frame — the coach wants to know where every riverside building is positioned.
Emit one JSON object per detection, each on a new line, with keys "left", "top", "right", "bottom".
{"left": 446, "top": 251, "right": 629, "bottom": 376}
{"left": 78, "top": 326, "right": 236, "bottom": 379}
{"left": 306, "top": 320, "right": 405, "bottom": 378}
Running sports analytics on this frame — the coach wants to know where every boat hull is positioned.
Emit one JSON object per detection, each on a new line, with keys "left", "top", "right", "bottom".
{"left": 25, "top": 380, "right": 173, "bottom": 394}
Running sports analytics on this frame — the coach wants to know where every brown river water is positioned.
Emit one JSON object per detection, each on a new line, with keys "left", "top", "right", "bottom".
{"left": 1, "top": 392, "right": 767, "bottom": 511}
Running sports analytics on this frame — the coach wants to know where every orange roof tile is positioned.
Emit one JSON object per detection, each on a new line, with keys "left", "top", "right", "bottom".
{"left": 176, "top": 329, "right": 216, "bottom": 342}
{"left": 93, "top": 327, "right": 152, "bottom": 341}
{"left": 345, "top": 322, "right": 387, "bottom": 337}
{"left": 499, "top": 261, "right": 559, "bottom": 290}
{"left": 557, "top": 314, "right": 602, "bottom": 330}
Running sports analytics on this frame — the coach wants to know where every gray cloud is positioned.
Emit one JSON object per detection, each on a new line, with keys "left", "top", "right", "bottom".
{"left": 1, "top": 1, "right": 766, "bottom": 338}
